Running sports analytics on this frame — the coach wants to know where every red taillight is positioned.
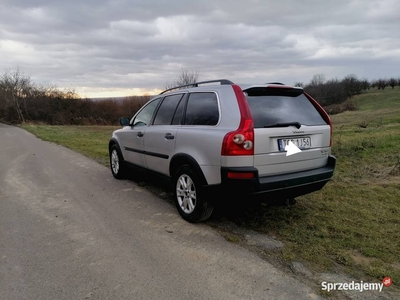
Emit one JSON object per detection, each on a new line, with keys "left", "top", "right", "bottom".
{"left": 304, "top": 92, "right": 333, "bottom": 146}
{"left": 227, "top": 172, "right": 255, "bottom": 179}
{"left": 222, "top": 119, "right": 254, "bottom": 155}
{"left": 221, "top": 85, "right": 255, "bottom": 156}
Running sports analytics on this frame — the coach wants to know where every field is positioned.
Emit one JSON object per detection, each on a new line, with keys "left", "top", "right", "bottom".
{"left": 21, "top": 88, "right": 400, "bottom": 287}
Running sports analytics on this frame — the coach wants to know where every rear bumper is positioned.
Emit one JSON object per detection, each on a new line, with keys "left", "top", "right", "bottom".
{"left": 220, "top": 155, "right": 336, "bottom": 198}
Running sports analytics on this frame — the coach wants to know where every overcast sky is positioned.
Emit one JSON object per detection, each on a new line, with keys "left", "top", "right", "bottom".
{"left": 1, "top": 0, "right": 399, "bottom": 97}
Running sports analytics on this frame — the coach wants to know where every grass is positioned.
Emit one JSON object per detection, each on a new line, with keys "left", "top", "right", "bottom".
{"left": 20, "top": 125, "right": 119, "bottom": 166}
{"left": 20, "top": 88, "right": 400, "bottom": 287}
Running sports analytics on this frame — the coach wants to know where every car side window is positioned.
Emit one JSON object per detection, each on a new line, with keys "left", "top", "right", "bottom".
{"left": 184, "top": 92, "right": 219, "bottom": 125}
{"left": 171, "top": 96, "right": 186, "bottom": 125}
{"left": 153, "top": 94, "right": 183, "bottom": 125}
{"left": 133, "top": 98, "right": 161, "bottom": 126}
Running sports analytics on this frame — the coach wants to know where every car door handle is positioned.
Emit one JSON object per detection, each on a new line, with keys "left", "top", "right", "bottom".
{"left": 137, "top": 132, "right": 144, "bottom": 137}
{"left": 165, "top": 133, "right": 174, "bottom": 140}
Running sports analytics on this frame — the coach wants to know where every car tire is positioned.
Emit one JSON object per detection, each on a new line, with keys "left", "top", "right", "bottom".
{"left": 110, "top": 144, "right": 127, "bottom": 179}
{"left": 173, "top": 165, "right": 214, "bottom": 223}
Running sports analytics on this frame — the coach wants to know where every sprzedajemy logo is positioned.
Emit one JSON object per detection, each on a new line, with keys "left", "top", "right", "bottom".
{"left": 321, "top": 277, "right": 392, "bottom": 293}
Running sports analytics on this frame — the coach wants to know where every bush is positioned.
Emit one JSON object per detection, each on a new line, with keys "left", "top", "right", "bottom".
{"left": 324, "top": 99, "right": 358, "bottom": 115}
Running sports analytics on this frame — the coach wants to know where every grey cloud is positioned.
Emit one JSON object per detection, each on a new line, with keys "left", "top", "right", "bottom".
{"left": 0, "top": 0, "right": 399, "bottom": 95}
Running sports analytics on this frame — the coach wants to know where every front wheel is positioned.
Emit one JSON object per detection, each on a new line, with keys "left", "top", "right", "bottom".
{"left": 173, "top": 165, "right": 214, "bottom": 223}
{"left": 110, "top": 144, "right": 126, "bottom": 179}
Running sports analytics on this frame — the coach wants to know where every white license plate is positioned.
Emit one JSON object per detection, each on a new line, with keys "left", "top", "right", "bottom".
{"left": 278, "top": 137, "right": 311, "bottom": 151}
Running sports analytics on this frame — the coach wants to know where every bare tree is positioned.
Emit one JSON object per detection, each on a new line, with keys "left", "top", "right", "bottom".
{"left": 361, "top": 78, "right": 370, "bottom": 91}
{"left": 310, "top": 74, "right": 326, "bottom": 86}
{"left": 388, "top": 78, "right": 397, "bottom": 89}
{"left": 342, "top": 74, "right": 362, "bottom": 97}
{"left": 304, "top": 74, "right": 329, "bottom": 105}
{"left": 165, "top": 69, "right": 199, "bottom": 90}
{"left": 293, "top": 82, "right": 304, "bottom": 88}
{"left": 377, "top": 79, "right": 387, "bottom": 90}
{"left": 0, "top": 68, "right": 33, "bottom": 123}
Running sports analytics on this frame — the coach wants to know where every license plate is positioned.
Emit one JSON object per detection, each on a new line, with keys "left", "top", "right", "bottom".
{"left": 278, "top": 137, "right": 311, "bottom": 151}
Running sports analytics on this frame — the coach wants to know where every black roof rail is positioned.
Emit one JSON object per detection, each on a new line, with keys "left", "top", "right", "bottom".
{"left": 160, "top": 79, "right": 234, "bottom": 94}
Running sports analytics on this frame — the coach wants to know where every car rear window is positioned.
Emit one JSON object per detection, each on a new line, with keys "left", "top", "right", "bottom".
{"left": 184, "top": 92, "right": 219, "bottom": 126}
{"left": 245, "top": 91, "right": 327, "bottom": 128}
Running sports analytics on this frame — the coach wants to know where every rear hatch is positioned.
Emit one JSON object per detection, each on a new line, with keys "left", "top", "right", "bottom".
{"left": 243, "top": 85, "right": 331, "bottom": 177}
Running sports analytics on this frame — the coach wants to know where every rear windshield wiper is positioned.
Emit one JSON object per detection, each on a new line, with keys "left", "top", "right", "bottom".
{"left": 263, "top": 122, "right": 301, "bottom": 129}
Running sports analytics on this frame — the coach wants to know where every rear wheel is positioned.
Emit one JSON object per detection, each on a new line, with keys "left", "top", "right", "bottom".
{"left": 110, "top": 144, "right": 126, "bottom": 179}
{"left": 173, "top": 165, "right": 214, "bottom": 223}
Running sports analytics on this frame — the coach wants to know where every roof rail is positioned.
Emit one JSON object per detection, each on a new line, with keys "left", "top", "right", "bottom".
{"left": 160, "top": 79, "right": 234, "bottom": 94}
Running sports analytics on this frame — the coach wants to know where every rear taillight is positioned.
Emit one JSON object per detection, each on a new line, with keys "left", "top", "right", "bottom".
{"left": 304, "top": 92, "right": 333, "bottom": 146}
{"left": 221, "top": 85, "right": 255, "bottom": 156}
{"left": 221, "top": 119, "right": 254, "bottom": 155}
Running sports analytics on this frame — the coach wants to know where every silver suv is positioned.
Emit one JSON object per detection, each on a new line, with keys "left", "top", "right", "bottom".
{"left": 109, "top": 80, "right": 336, "bottom": 222}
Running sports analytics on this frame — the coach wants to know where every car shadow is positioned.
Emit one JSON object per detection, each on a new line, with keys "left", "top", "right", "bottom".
{"left": 123, "top": 170, "right": 298, "bottom": 225}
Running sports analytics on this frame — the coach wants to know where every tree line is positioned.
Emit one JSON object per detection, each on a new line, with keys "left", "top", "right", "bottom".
{"left": 0, "top": 69, "right": 150, "bottom": 125}
{"left": 1, "top": 68, "right": 399, "bottom": 125}
{"left": 295, "top": 74, "right": 400, "bottom": 114}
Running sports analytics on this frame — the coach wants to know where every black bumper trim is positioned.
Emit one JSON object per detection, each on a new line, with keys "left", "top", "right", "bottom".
{"left": 220, "top": 155, "right": 336, "bottom": 198}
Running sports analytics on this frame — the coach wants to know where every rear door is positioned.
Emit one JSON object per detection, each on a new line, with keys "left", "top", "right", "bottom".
{"left": 143, "top": 93, "right": 185, "bottom": 175}
{"left": 244, "top": 86, "right": 331, "bottom": 176}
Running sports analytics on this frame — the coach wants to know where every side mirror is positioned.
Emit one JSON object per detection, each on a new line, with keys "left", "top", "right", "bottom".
{"left": 119, "top": 117, "right": 131, "bottom": 126}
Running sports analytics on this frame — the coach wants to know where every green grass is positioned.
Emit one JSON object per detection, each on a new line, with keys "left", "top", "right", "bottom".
{"left": 20, "top": 88, "right": 400, "bottom": 287}
{"left": 20, "top": 124, "right": 119, "bottom": 166}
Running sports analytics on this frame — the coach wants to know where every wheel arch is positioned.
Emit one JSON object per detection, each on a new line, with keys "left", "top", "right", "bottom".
{"left": 170, "top": 154, "right": 208, "bottom": 186}
{"left": 109, "top": 138, "right": 118, "bottom": 151}
{"left": 109, "top": 138, "right": 125, "bottom": 160}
